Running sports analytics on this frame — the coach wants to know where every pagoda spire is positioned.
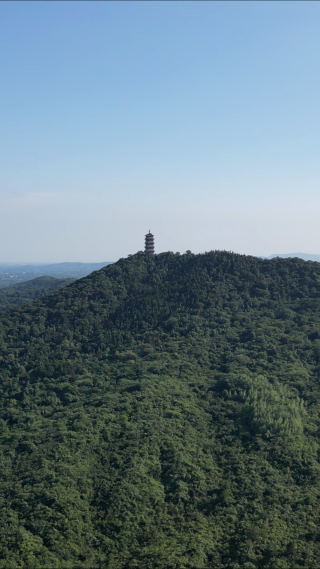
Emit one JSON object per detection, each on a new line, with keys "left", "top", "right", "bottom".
{"left": 145, "top": 230, "right": 155, "bottom": 254}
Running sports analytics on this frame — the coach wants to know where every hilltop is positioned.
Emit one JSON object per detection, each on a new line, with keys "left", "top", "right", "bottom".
{"left": 0, "top": 276, "right": 75, "bottom": 312}
{"left": 1, "top": 251, "right": 320, "bottom": 568}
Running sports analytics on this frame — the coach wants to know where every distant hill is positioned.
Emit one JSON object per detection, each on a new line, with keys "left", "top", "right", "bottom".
{"left": 0, "top": 262, "right": 112, "bottom": 288}
{"left": 0, "top": 275, "right": 75, "bottom": 312}
{"left": 267, "top": 252, "right": 320, "bottom": 261}
{"left": 2, "top": 252, "right": 320, "bottom": 566}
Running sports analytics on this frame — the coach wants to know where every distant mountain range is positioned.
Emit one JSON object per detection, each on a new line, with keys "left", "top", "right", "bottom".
{"left": 0, "top": 262, "right": 112, "bottom": 288}
{"left": 0, "top": 276, "right": 75, "bottom": 312}
{"left": 266, "top": 253, "right": 320, "bottom": 262}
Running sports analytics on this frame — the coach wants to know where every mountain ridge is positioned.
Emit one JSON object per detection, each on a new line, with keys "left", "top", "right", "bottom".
{"left": 267, "top": 252, "right": 320, "bottom": 261}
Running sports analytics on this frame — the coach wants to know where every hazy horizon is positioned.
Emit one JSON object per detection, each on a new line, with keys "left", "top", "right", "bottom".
{"left": 0, "top": 261, "right": 112, "bottom": 266}
{"left": 1, "top": 2, "right": 319, "bottom": 262}
{"left": 2, "top": 252, "right": 320, "bottom": 266}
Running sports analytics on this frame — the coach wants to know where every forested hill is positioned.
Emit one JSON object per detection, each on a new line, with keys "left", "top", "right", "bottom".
{"left": 0, "top": 275, "right": 75, "bottom": 312}
{"left": 2, "top": 251, "right": 320, "bottom": 568}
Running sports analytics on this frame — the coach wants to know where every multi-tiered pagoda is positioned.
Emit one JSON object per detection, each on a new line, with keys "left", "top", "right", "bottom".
{"left": 145, "top": 230, "right": 155, "bottom": 254}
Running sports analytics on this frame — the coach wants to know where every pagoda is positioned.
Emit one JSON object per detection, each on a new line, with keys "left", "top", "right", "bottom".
{"left": 145, "top": 230, "right": 155, "bottom": 254}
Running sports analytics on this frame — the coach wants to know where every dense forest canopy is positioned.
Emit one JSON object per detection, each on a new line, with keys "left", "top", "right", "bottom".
{"left": 1, "top": 251, "right": 320, "bottom": 568}
{"left": 0, "top": 276, "right": 75, "bottom": 313}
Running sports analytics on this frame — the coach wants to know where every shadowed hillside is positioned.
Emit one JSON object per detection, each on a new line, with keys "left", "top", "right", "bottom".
{"left": 1, "top": 251, "right": 320, "bottom": 567}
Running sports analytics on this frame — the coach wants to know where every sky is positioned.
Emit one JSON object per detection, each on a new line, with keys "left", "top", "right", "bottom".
{"left": 0, "top": 1, "right": 319, "bottom": 262}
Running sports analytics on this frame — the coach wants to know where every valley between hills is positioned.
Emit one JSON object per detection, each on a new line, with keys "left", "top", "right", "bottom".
{"left": 1, "top": 251, "right": 320, "bottom": 568}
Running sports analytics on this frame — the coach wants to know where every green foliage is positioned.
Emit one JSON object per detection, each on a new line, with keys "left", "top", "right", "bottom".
{"left": 1, "top": 251, "right": 320, "bottom": 566}
{"left": 245, "top": 375, "right": 305, "bottom": 438}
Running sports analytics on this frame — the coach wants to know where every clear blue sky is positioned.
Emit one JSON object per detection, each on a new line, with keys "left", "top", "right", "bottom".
{"left": 0, "top": 1, "right": 319, "bottom": 261}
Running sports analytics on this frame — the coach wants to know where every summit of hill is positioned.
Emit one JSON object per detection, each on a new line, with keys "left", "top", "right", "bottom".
{"left": 1, "top": 251, "right": 320, "bottom": 568}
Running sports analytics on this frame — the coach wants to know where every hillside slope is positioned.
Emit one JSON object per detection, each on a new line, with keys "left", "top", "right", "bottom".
{"left": 1, "top": 251, "right": 320, "bottom": 568}
{"left": 0, "top": 276, "right": 75, "bottom": 312}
